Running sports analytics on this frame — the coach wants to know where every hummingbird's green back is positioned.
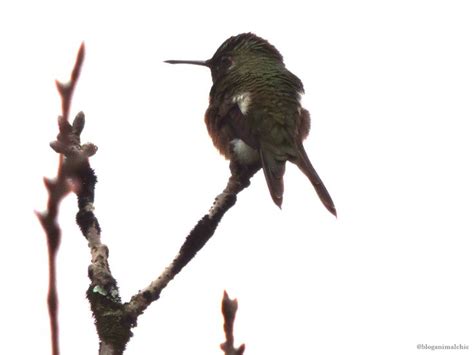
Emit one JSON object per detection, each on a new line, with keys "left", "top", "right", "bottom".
{"left": 210, "top": 40, "right": 306, "bottom": 159}
{"left": 165, "top": 32, "right": 336, "bottom": 216}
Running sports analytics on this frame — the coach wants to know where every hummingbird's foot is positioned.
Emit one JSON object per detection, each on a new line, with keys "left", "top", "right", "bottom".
{"left": 227, "top": 159, "right": 260, "bottom": 192}
{"left": 209, "top": 159, "right": 259, "bottom": 218}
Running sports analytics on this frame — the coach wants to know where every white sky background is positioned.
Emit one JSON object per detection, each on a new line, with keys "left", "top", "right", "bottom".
{"left": 1, "top": 0, "right": 473, "bottom": 354}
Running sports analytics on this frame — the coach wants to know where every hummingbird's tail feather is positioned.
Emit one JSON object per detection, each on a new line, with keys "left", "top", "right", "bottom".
{"left": 294, "top": 143, "right": 337, "bottom": 217}
{"left": 259, "top": 148, "right": 286, "bottom": 208}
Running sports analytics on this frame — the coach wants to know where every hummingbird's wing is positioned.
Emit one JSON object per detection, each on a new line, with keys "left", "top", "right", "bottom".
{"left": 205, "top": 97, "right": 259, "bottom": 159}
{"left": 224, "top": 103, "right": 259, "bottom": 148}
{"left": 219, "top": 99, "right": 287, "bottom": 208}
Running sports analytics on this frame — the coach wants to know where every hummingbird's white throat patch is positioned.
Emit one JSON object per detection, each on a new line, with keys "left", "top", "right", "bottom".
{"left": 232, "top": 92, "right": 252, "bottom": 115}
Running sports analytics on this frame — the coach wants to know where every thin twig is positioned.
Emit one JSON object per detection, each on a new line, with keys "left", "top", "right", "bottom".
{"left": 36, "top": 42, "right": 85, "bottom": 355}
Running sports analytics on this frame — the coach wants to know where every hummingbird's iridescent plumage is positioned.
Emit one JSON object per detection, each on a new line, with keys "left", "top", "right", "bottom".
{"left": 166, "top": 33, "right": 336, "bottom": 216}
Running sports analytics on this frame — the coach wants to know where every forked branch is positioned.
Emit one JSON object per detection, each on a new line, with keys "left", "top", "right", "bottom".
{"left": 42, "top": 44, "right": 257, "bottom": 354}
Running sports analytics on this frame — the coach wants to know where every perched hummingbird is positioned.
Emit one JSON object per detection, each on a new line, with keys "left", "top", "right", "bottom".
{"left": 165, "top": 33, "right": 336, "bottom": 216}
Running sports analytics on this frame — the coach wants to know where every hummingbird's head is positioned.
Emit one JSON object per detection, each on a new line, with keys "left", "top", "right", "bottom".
{"left": 207, "top": 33, "right": 284, "bottom": 82}
{"left": 165, "top": 33, "right": 284, "bottom": 83}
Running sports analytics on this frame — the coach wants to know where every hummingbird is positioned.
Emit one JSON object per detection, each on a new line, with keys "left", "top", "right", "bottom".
{"left": 165, "top": 33, "right": 336, "bottom": 217}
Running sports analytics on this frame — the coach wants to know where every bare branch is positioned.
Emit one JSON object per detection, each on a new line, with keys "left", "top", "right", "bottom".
{"left": 55, "top": 42, "right": 85, "bottom": 123}
{"left": 49, "top": 52, "right": 129, "bottom": 351}
{"left": 220, "top": 291, "right": 245, "bottom": 355}
{"left": 52, "top": 110, "right": 126, "bottom": 352}
{"left": 125, "top": 161, "right": 259, "bottom": 319}
{"left": 37, "top": 42, "right": 85, "bottom": 355}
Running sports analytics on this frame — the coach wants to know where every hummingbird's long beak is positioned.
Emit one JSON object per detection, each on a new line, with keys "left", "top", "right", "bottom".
{"left": 164, "top": 60, "right": 209, "bottom": 67}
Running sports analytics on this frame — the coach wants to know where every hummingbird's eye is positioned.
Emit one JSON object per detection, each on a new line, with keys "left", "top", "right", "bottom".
{"left": 210, "top": 55, "right": 234, "bottom": 81}
{"left": 221, "top": 56, "right": 233, "bottom": 69}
